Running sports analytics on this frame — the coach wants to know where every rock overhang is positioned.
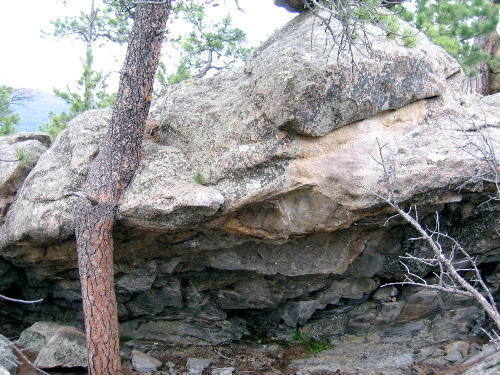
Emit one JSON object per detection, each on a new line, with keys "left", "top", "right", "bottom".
{"left": 0, "top": 10, "right": 499, "bottom": 347}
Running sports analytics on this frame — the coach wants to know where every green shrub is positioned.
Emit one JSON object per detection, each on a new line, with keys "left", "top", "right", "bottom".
{"left": 15, "top": 147, "right": 35, "bottom": 168}
{"left": 292, "top": 331, "right": 331, "bottom": 354}
{"left": 402, "top": 28, "right": 417, "bottom": 48}
{"left": 193, "top": 172, "right": 207, "bottom": 185}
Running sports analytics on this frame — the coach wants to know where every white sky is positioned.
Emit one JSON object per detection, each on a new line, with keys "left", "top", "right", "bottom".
{"left": 0, "top": 0, "right": 294, "bottom": 92}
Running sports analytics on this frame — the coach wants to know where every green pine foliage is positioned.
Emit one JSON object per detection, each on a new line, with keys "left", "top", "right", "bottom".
{"left": 402, "top": 27, "right": 417, "bottom": 48}
{"left": 340, "top": 0, "right": 420, "bottom": 49}
{"left": 55, "top": 49, "right": 117, "bottom": 113}
{"left": 41, "top": 50, "right": 117, "bottom": 140}
{"left": 156, "top": 0, "right": 251, "bottom": 88}
{"left": 40, "top": 0, "right": 129, "bottom": 139}
{"left": 0, "top": 86, "right": 19, "bottom": 136}
{"left": 396, "top": 0, "right": 499, "bottom": 75}
{"left": 14, "top": 147, "right": 35, "bottom": 168}
{"left": 39, "top": 111, "right": 73, "bottom": 140}
{"left": 42, "top": 1, "right": 250, "bottom": 136}
{"left": 47, "top": 1, "right": 131, "bottom": 45}
{"left": 292, "top": 331, "right": 331, "bottom": 354}
{"left": 320, "top": 0, "right": 497, "bottom": 65}
{"left": 193, "top": 172, "right": 207, "bottom": 185}
{"left": 157, "top": 61, "right": 192, "bottom": 87}
{"left": 40, "top": 49, "right": 117, "bottom": 140}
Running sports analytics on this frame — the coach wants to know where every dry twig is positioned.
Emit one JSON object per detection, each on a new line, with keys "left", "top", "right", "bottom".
{"left": 365, "top": 135, "right": 500, "bottom": 335}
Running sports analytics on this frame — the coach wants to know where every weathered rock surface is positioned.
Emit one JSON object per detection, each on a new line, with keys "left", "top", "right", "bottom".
{"left": 0, "top": 132, "right": 50, "bottom": 225}
{"left": 0, "top": 9, "right": 470, "bottom": 248}
{"left": 18, "top": 322, "right": 87, "bottom": 369}
{"left": 291, "top": 341, "right": 415, "bottom": 375}
{"left": 0, "top": 8, "right": 499, "bottom": 375}
{"left": 187, "top": 358, "right": 211, "bottom": 375}
{"left": 17, "top": 321, "right": 65, "bottom": 352}
{"left": 292, "top": 293, "right": 488, "bottom": 375}
{"left": 211, "top": 368, "right": 234, "bottom": 375}
{"left": 0, "top": 335, "right": 16, "bottom": 375}
{"left": 131, "top": 349, "right": 162, "bottom": 373}
{"left": 34, "top": 326, "right": 87, "bottom": 369}
{"left": 462, "top": 344, "right": 500, "bottom": 375}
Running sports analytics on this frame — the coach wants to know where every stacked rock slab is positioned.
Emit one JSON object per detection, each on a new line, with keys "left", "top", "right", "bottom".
{"left": 0, "top": 8, "right": 499, "bottom": 356}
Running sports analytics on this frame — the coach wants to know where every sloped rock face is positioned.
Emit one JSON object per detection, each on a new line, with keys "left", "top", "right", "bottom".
{"left": 0, "top": 132, "right": 50, "bottom": 225}
{"left": 0, "top": 10, "right": 499, "bottom": 363}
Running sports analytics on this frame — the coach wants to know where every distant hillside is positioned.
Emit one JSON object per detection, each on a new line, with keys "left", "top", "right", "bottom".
{"left": 12, "top": 89, "right": 69, "bottom": 132}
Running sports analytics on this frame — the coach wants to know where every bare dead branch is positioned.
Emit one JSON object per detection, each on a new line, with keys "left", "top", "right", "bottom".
{"left": 0, "top": 294, "right": 48, "bottom": 374}
{"left": 0, "top": 295, "right": 44, "bottom": 304}
{"left": 365, "top": 132, "right": 500, "bottom": 332}
{"left": 302, "top": 0, "right": 420, "bottom": 67}
{"left": 233, "top": 0, "right": 244, "bottom": 12}
{"left": 481, "top": 328, "right": 500, "bottom": 350}
{"left": 0, "top": 159, "right": 19, "bottom": 163}
{"left": 0, "top": 338, "right": 51, "bottom": 375}
{"left": 448, "top": 116, "right": 499, "bottom": 203}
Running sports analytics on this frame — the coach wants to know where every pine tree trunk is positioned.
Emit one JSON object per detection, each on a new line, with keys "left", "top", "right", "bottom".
{"left": 75, "top": 3, "right": 170, "bottom": 375}
{"left": 83, "top": 48, "right": 94, "bottom": 110}
{"left": 467, "top": 31, "right": 497, "bottom": 95}
{"left": 84, "top": 0, "right": 95, "bottom": 110}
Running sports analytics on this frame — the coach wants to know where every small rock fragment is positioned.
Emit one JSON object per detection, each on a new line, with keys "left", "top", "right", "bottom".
{"left": 187, "top": 358, "right": 211, "bottom": 375}
{"left": 132, "top": 349, "right": 162, "bottom": 373}
{"left": 444, "top": 341, "right": 470, "bottom": 363}
{"left": 164, "top": 361, "right": 177, "bottom": 375}
{"left": 372, "top": 286, "right": 398, "bottom": 302}
{"left": 35, "top": 327, "right": 87, "bottom": 369}
{"left": 17, "top": 321, "right": 64, "bottom": 352}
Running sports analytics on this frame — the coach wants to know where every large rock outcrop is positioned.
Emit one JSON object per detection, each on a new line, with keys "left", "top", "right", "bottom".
{"left": 0, "top": 10, "right": 470, "bottom": 247}
{"left": 0, "top": 9, "right": 499, "bottom": 368}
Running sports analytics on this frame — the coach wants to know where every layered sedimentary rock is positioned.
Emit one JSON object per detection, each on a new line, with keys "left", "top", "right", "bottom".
{"left": 0, "top": 10, "right": 499, "bottom": 360}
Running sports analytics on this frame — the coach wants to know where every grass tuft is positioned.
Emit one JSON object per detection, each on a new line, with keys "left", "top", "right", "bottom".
{"left": 193, "top": 172, "right": 207, "bottom": 185}
{"left": 292, "top": 331, "right": 330, "bottom": 354}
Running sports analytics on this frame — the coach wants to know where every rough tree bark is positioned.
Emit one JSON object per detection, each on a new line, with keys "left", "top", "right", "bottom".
{"left": 74, "top": 2, "right": 171, "bottom": 375}
{"left": 467, "top": 31, "right": 498, "bottom": 95}
{"left": 466, "top": 0, "right": 499, "bottom": 95}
